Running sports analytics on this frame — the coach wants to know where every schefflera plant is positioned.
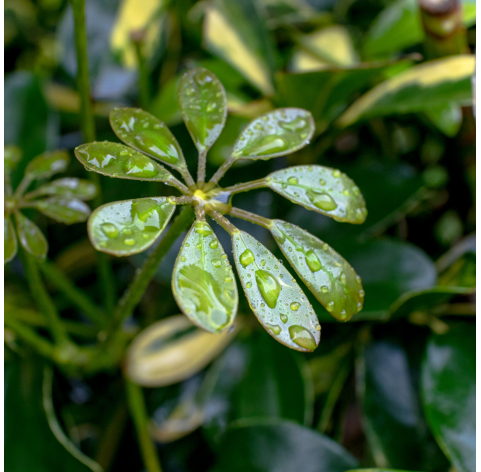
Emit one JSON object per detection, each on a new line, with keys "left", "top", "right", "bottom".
{"left": 74, "top": 67, "right": 366, "bottom": 353}
{"left": 4, "top": 145, "right": 96, "bottom": 262}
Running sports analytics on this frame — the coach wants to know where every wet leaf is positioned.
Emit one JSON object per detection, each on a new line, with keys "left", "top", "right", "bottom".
{"left": 232, "top": 108, "right": 314, "bottom": 160}
{"left": 232, "top": 230, "right": 320, "bottom": 352}
{"left": 15, "top": 212, "right": 48, "bottom": 258}
{"left": 338, "top": 55, "right": 475, "bottom": 127}
{"left": 4, "top": 216, "right": 17, "bottom": 263}
{"left": 422, "top": 324, "right": 475, "bottom": 472}
{"left": 74, "top": 142, "right": 177, "bottom": 183}
{"left": 26, "top": 178, "right": 98, "bottom": 200}
{"left": 88, "top": 197, "right": 176, "bottom": 256}
{"left": 4, "top": 145, "right": 22, "bottom": 172}
{"left": 109, "top": 108, "right": 186, "bottom": 170}
{"left": 25, "top": 150, "right": 70, "bottom": 181}
{"left": 173, "top": 220, "right": 238, "bottom": 333}
{"left": 34, "top": 198, "right": 91, "bottom": 225}
{"left": 270, "top": 220, "right": 363, "bottom": 322}
{"left": 178, "top": 68, "right": 227, "bottom": 154}
{"left": 267, "top": 165, "right": 367, "bottom": 223}
{"left": 125, "top": 315, "right": 235, "bottom": 387}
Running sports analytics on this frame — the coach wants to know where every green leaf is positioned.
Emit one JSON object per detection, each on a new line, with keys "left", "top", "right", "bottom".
{"left": 348, "top": 469, "right": 427, "bottom": 472}
{"left": 15, "top": 212, "right": 48, "bottom": 258}
{"left": 88, "top": 197, "right": 175, "bottom": 256}
{"left": 25, "top": 150, "right": 70, "bottom": 181}
{"left": 421, "top": 324, "right": 475, "bottom": 472}
{"left": 425, "top": 103, "right": 463, "bottom": 137}
{"left": 232, "top": 230, "right": 320, "bottom": 352}
{"left": 74, "top": 142, "right": 177, "bottom": 183}
{"left": 232, "top": 108, "right": 314, "bottom": 160}
{"left": 172, "top": 220, "right": 238, "bottom": 333}
{"left": 267, "top": 165, "right": 367, "bottom": 223}
{"left": 34, "top": 198, "right": 91, "bottom": 225}
{"left": 5, "top": 145, "right": 22, "bottom": 172}
{"left": 270, "top": 220, "right": 364, "bottom": 322}
{"left": 109, "top": 108, "right": 186, "bottom": 170}
{"left": 125, "top": 315, "right": 235, "bottom": 387}
{"left": 337, "top": 55, "right": 475, "bottom": 127}
{"left": 211, "top": 418, "right": 359, "bottom": 472}
{"left": 26, "top": 178, "right": 98, "bottom": 200}
{"left": 4, "top": 215, "right": 17, "bottom": 263}
{"left": 203, "top": 0, "right": 276, "bottom": 95}
{"left": 178, "top": 68, "right": 227, "bottom": 153}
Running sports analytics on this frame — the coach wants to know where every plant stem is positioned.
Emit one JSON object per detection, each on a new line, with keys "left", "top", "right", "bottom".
{"left": 179, "top": 167, "right": 196, "bottom": 187}
{"left": 125, "top": 379, "right": 163, "bottom": 472}
{"left": 71, "top": 0, "right": 116, "bottom": 317}
{"left": 132, "top": 33, "right": 151, "bottom": 109}
{"left": 39, "top": 260, "right": 105, "bottom": 327}
{"left": 106, "top": 207, "right": 194, "bottom": 335}
{"left": 223, "top": 178, "right": 267, "bottom": 195}
{"left": 228, "top": 207, "right": 272, "bottom": 230}
{"left": 209, "top": 155, "right": 238, "bottom": 185}
{"left": 209, "top": 210, "right": 238, "bottom": 235}
{"left": 197, "top": 150, "right": 207, "bottom": 184}
{"left": 18, "top": 245, "right": 70, "bottom": 346}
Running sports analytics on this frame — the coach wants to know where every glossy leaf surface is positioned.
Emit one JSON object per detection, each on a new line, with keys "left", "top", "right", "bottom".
{"left": 109, "top": 108, "right": 186, "bottom": 170}
{"left": 232, "top": 230, "right": 320, "bottom": 352}
{"left": 27, "top": 178, "right": 98, "bottom": 200}
{"left": 178, "top": 68, "right": 227, "bottom": 153}
{"left": 34, "top": 198, "right": 91, "bottom": 225}
{"left": 125, "top": 315, "right": 235, "bottom": 387}
{"left": 270, "top": 220, "right": 363, "bottom": 321}
{"left": 338, "top": 56, "right": 475, "bottom": 127}
{"left": 75, "top": 142, "right": 177, "bottom": 183}
{"left": 4, "top": 216, "right": 17, "bottom": 263}
{"left": 4, "top": 145, "right": 22, "bottom": 172}
{"left": 88, "top": 197, "right": 175, "bottom": 256}
{"left": 173, "top": 220, "right": 238, "bottom": 333}
{"left": 268, "top": 166, "right": 367, "bottom": 223}
{"left": 25, "top": 150, "right": 70, "bottom": 181}
{"left": 421, "top": 324, "right": 475, "bottom": 472}
{"left": 211, "top": 419, "right": 359, "bottom": 472}
{"left": 233, "top": 108, "right": 314, "bottom": 160}
{"left": 15, "top": 212, "right": 48, "bottom": 258}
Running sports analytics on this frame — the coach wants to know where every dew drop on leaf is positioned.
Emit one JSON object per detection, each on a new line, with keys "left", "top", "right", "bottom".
{"left": 288, "top": 325, "right": 316, "bottom": 351}
{"left": 290, "top": 301, "right": 301, "bottom": 311}
{"left": 101, "top": 222, "right": 119, "bottom": 239}
{"left": 255, "top": 270, "right": 282, "bottom": 309}
{"left": 240, "top": 249, "right": 255, "bottom": 267}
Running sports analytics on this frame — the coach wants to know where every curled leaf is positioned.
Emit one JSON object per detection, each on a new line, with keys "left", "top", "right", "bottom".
{"left": 35, "top": 198, "right": 91, "bottom": 224}
{"left": 15, "top": 212, "right": 48, "bottom": 258}
{"left": 232, "top": 230, "right": 320, "bottom": 352}
{"left": 232, "top": 108, "right": 314, "bottom": 160}
{"left": 109, "top": 108, "right": 186, "bottom": 170}
{"left": 267, "top": 165, "right": 367, "bottom": 223}
{"left": 75, "top": 142, "right": 177, "bottom": 184}
{"left": 125, "top": 315, "right": 235, "bottom": 387}
{"left": 4, "top": 216, "right": 17, "bottom": 263}
{"left": 88, "top": 197, "right": 176, "bottom": 256}
{"left": 4, "top": 145, "right": 22, "bottom": 172}
{"left": 25, "top": 150, "right": 70, "bottom": 180}
{"left": 26, "top": 178, "right": 97, "bottom": 200}
{"left": 270, "top": 220, "right": 364, "bottom": 321}
{"left": 178, "top": 68, "right": 227, "bottom": 153}
{"left": 173, "top": 220, "right": 238, "bottom": 333}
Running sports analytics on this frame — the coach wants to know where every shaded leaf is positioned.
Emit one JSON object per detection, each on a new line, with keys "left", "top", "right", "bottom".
{"left": 109, "top": 108, "right": 186, "bottom": 170}
{"left": 425, "top": 103, "right": 462, "bottom": 137}
{"left": 338, "top": 56, "right": 475, "bottom": 127}
{"left": 267, "top": 165, "right": 367, "bottom": 223}
{"left": 211, "top": 418, "right": 359, "bottom": 472}
{"left": 25, "top": 150, "right": 70, "bottom": 181}
{"left": 34, "top": 198, "right": 91, "bottom": 225}
{"left": 348, "top": 468, "right": 426, "bottom": 471}
{"left": 88, "top": 197, "right": 175, "bottom": 256}
{"left": 233, "top": 108, "right": 314, "bottom": 160}
{"left": 178, "top": 68, "right": 227, "bottom": 153}
{"left": 5, "top": 145, "right": 22, "bottom": 172}
{"left": 232, "top": 230, "right": 320, "bottom": 352}
{"left": 270, "top": 220, "right": 364, "bottom": 321}
{"left": 15, "top": 212, "right": 48, "bottom": 258}
{"left": 125, "top": 315, "right": 235, "bottom": 387}
{"left": 173, "top": 220, "right": 238, "bottom": 333}
{"left": 26, "top": 178, "right": 98, "bottom": 201}
{"left": 421, "top": 324, "right": 475, "bottom": 472}
{"left": 4, "top": 215, "right": 17, "bottom": 263}
{"left": 75, "top": 141, "right": 177, "bottom": 183}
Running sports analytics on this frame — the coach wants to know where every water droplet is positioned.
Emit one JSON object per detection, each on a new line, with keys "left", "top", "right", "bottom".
{"left": 260, "top": 259, "right": 266, "bottom": 266}
{"left": 356, "top": 275, "right": 362, "bottom": 284}
{"left": 246, "top": 281, "right": 252, "bottom": 288}
{"left": 289, "top": 325, "right": 316, "bottom": 350}
{"left": 287, "top": 176, "right": 298, "bottom": 185}
{"left": 240, "top": 249, "right": 255, "bottom": 267}
{"left": 209, "top": 240, "right": 218, "bottom": 249}
{"left": 180, "top": 256, "right": 186, "bottom": 262}
{"left": 225, "top": 276, "right": 233, "bottom": 283}
{"left": 242, "top": 135, "right": 287, "bottom": 157}
{"left": 212, "top": 258, "right": 222, "bottom": 268}
{"left": 266, "top": 323, "right": 281, "bottom": 335}
{"left": 122, "top": 228, "right": 132, "bottom": 235}
{"left": 327, "top": 301, "right": 335, "bottom": 312}
{"left": 221, "top": 254, "right": 228, "bottom": 259}
{"left": 359, "top": 289, "right": 365, "bottom": 298}
{"left": 196, "top": 243, "right": 202, "bottom": 249}
{"left": 305, "top": 250, "right": 322, "bottom": 272}
{"left": 124, "top": 155, "right": 158, "bottom": 178}
{"left": 308, "top": 191, "right": 338, "bottom": 211}
{"left": 357, "top": 302, "right": 362, "bottom": 311}
{"left": 124, "top": 238, "right": 135, "bottom": 246}
{"left": 101, "top": 222, "right": 118, "bottom": 239}
{"left": 290, "top": 302, "right": 301, "bottom": 311}
{"left": 315, "top": 323, "right": 321, "bottom": 331}
{"left": 322, "top": 244, "right": 328, "bottom": 251}
{"left": 321, "top": 285, "right": 329, "bottom": 293}
{"left": 280, "top": 313, "right": 288, "bottom": 324}
{"left": 343, "top": 189, "right": 350, "bottom": 197}
{"left": 255, "top": 270, "right": 281, "bottom": 309}
{"left": 206, "top": 102, "right": 217, "bottom": 112}
{"left": 333, "top": 170, "right": 341, "bottom": 178}
{"left": 319, "top": 179, "right": 326, "bottom": 186}
{"left": 340, "top": 272, "right": 347, "bottom": 285}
